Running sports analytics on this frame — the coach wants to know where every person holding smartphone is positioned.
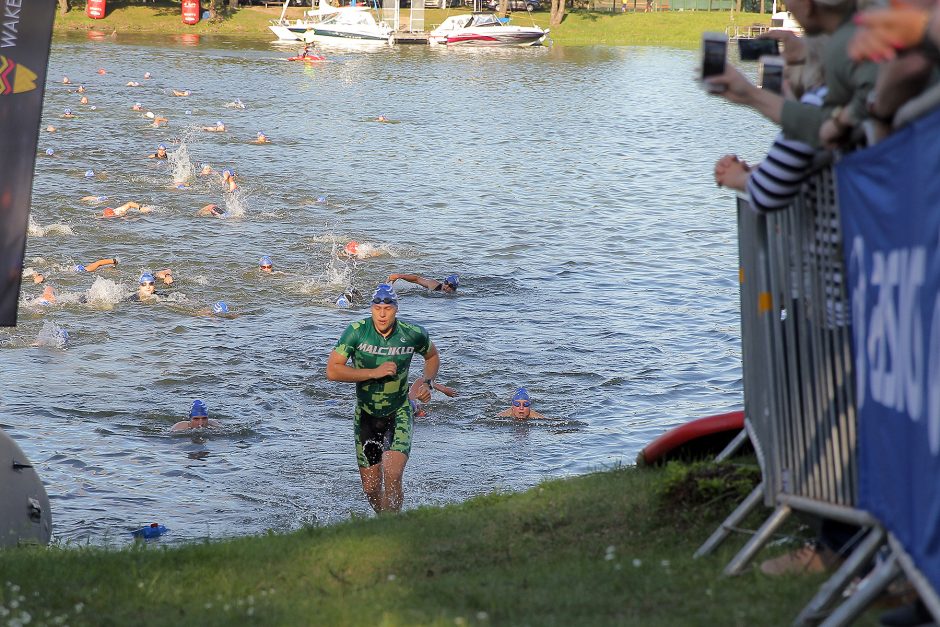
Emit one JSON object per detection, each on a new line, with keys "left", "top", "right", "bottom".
{"left": 703, "top": 0, "right": 878, "bottom": 150}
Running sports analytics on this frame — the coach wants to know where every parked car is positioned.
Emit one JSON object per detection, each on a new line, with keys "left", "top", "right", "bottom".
{"left": 484, "top": 0, "right": 541, "bottom": 10}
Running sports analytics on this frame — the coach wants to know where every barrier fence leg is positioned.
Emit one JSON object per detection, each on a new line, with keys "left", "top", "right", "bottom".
{"left": 694, "top": 481, "right": 764, "bottom": 559}
{"left": 793, "top": 526, "right": 885, "bottom": 626}
{"left": 819, "top": 553, "right": 901, "bottom": 627}
{"left": 714, "top": 429, "right": 749, "bottom": 462}
{"left": 724, "top": 503, "right": 792, "bottom": 576}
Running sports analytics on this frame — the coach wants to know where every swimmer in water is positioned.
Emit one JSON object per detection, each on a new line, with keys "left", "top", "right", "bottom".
{"left": 62, "top": 76, "right": 70, "bottom": 84}
{"left": 259, "top": 256, "right": 274, "bottom": 273}
{"left": 96, "top": 68, "right": 106, "bottom": 75}
{"left": 375, "top": 115, "right": 390, "bottom": 122}
{"left": 203, "top": 120, "right": 225, "bottom": 132}
{"left": 496, "top": 388, "right": 545, "bottom": 420}
{"left": 154, "top": 269, "right": 174, "bottom": 285}
{"left": 126, "top": 81, "right": 141, "bottom": 87}
{"left": 147, "top": 113, "right": 169, "bottom": 127}
{"left": 35, "top": 285, "right": 57, "bottom": 305}
{"left": 77, "top": 85, "right": 86, "bottom": 93}
{"left": 46, "top": 125, "right": 56, "bottom": 132}
{"left": 30, "top": 271, "right": 46, "bottom": 284}
{"left": 199, "top": 163, "right": 214, "bottom": 176}
{"left": 387, "top": 273, "right": 459, "bottom": 294}
{"left": 149, "top": 144, "right": 168, "bottom": 159}
{"left": 341, "top": 240, "right": 384, "bottom": 260}
{"left": 62, "top": 108, "right": 75, "bottom": 118}
{"left": 253, "top": 132, "right": 269, "bottom": 144}
{"left": 408, "top": 378, "right": 458, "bottom": 417}
{"left": 144, "top": 72, "right": 152, "bottom": 79}
{"left": 79, "top": 95, "right": 89, "bottom": 105}
{"left": 74, "top": 258, "right": 119, "bottom": 273}
{"left": 195, "top": 203, "right": 226, "bottom": 218}
{"left": 128, "top": 273, "right": 160, "bottom": 302}
{"left": 97, "top": 201, "right": 150, "bottom": 219}
{"left": 170, "top": 400, "right": 220, "bottom": 432}
{"left": 80, "top": 195, "right": 108, "bottom": 204}
{"left": 227, "top": 98, "right": 246, "bottom": 109}
{"left": 131, "top": 102, "right": 143, "bottom": 111}
{"left": 221, "top": 169, "right": 237, "bottom": 192}
{"left": 172, "top": 89, "right": 191, "bottom": 97}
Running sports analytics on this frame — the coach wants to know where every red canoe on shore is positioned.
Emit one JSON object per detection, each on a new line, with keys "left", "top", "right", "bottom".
{"left": 636, "top": 410, "right": 745, "bottom": 466}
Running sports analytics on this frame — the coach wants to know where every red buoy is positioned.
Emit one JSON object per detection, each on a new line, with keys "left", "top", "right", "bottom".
{"left": 182, "top": 0, "right": 200, "bottom": 25}
{"left": 636, "top": 410, "right": 745, "bottom": 466}
{"left": 85, "top": 0, "right": 106, "bottom": 19}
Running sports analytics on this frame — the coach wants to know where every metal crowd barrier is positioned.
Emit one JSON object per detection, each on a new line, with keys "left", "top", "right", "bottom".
{"left": 695, "top": 168, "right": 892, "bottom": 624}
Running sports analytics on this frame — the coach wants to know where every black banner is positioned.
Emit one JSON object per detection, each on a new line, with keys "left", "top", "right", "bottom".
{"left": 0, "top": 0, "right": 56, "bottom": 326}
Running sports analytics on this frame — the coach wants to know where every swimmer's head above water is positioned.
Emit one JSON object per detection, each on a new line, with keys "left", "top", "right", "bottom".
{"left": 213, "top": 301, "right": 229, "bottom": 315}
{"left": 259, "top": 256, "right": 273, "bottom": 272}
{"left": 442, "top": 274, "right": 459, "bottom": 293}
{"left": 139, "top": 272, "right": 156, "bottom": 296}
{"left": 509, "top": 388, "right": 536, "bottom": 420}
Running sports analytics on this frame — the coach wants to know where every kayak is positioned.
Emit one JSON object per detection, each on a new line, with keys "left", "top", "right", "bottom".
{"left": 287, "top": 55, "right": 327, "bottom": 62}
{"left": 636, "top": 410, "right": 746, "bottom": 466}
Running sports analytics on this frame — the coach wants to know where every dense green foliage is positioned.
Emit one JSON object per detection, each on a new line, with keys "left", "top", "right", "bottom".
{"left": 0, "top": 464, "right": 856, "bottom": 626}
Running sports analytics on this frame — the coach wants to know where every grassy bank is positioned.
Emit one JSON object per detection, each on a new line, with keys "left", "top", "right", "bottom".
{"left": 52, "top": 3, "right": 769, "bottom": 46}
{"left": 0, "top": 461, "right": 847, "bottom": 626}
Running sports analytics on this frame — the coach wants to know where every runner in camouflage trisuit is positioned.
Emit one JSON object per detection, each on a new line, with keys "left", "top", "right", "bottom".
{"left": 326, "top": 283, "right": 441, "bottom": 514}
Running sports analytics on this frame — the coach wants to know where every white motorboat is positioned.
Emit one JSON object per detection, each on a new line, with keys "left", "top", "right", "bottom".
{"left": 769, "top": 10, "right": 803, "bottom": 34}
{"left": 428, "top": 12, "right": 548, "bottom": 47}
{"left": 268, "top": 0, "right": 339, "bottom": 42}
{"left": 300, "top": 6, "right": 392, "bottom": 44}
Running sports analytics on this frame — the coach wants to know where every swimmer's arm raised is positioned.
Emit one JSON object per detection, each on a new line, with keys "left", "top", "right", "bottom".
{"left": 432, "top": 382, "right": 457, "bottom": 397}
{"left": 388, "top": 273, "right": 440, "bottom": 291}
{"left": 326, "top": 350, "right": 396, "bottom": 382}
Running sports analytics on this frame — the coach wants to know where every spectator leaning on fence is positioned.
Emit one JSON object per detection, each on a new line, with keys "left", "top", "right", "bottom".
{"left": 705, "top": 0, "right": 878, "bottom": 151}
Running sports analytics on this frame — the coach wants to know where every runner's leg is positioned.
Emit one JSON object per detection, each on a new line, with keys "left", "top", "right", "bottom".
{"left": 380, "top": 451, "right": 408, "bottom": 512}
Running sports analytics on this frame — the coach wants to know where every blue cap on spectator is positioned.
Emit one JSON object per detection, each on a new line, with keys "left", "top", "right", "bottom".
{"left": 189, "top": 399, "right": 208, "bottom": 418}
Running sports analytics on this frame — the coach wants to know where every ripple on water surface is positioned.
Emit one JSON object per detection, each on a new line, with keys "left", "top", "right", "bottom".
{"left": 5, "top": 36, "right": 776, "bottom": 544}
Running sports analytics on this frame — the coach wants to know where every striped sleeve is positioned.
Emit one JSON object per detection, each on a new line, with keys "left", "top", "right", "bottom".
{"left": 746, "top": 133, "right": 818, "bottom": 212}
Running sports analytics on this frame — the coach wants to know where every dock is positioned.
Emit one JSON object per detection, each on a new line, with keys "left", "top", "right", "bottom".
{"left": 391, "top": 31, "right": 430, "bottom": 44}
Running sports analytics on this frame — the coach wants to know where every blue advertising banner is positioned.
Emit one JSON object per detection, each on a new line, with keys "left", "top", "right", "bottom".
{"left": 0, "top": 0, "right": 56, "bottom": 326}
{"left": 838, "top": 106, "right": 940, "bottom": 590}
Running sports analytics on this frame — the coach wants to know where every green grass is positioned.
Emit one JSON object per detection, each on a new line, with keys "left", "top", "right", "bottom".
{"left": 0, "top": 461, "right": 862, "bottom": 626}
{"left": 52, "top": 2, "right": 768, "bottom": 46}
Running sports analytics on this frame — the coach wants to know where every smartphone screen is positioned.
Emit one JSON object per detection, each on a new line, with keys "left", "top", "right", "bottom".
{"left": 702, "top": 37, "right": 727, "bottom": 79}
{"left": 738, "top": 37, "right": 779, "bottom": 61}
{"left": 759, "top": 57, "right": 784, "bottom": 94}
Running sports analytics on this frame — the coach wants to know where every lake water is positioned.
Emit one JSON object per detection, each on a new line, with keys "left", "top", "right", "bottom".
{"left": 2, "top": 33, "right": 774, "bottom": 545}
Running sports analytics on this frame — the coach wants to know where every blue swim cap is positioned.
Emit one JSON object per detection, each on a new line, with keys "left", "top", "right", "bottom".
{"left": 64, "top": 108, "right": 71, "bottom": 114}
{"left": 97, "top": 195, "right": 108, "bottom": 201}
{"left": 216, "top": 120, "right": 223, "bottom": 126}
{"left": 189, "top": 399, "right": 208, "bottom": 418}
{"left": 316, "top": 195, "right": 326, "bottom": 203}
{"left": 139, "top": 272, "right": 155, "bottom": 284}
{"left": 443, "top": 274, "right": 460, "bottom": 289}
{"left": 336, "top": 295, "right": 350, "bottom": 308}
{"left": 259, "top": 255, "right": 272, "bottom": 267}
{"left": 74, "top": 264, "right": 86, "bottom": 273}
{"left": 512, "top": 387, "right": 530, "bottom": 402}
{"left": 45, "top": 148, "right": 54, "bottom": 156}
{"left": 176, "top": 183, "right": 188, "bottom": 189}
{"left": 371, "top": 283, "right": 398, "bottom": 306}
{"left": 158, "top": 143, "right": 166, "bottom": 150}
{"left": 213, "top": 301, "right": 229, "bottom": 314}
{"left": 185, "top": 110, "right": 192, "bottom": 115}
{"left": 90, "top": 105, "right": 97, "bottom": 111}
{"left": 134, "top": 101, "right": 141, "bottom": 107}
{"left": 57, "top": 329, "right": 69, "bottom": 345}
{"left": 84, "top": 169, "right": 94, "bottom": 178}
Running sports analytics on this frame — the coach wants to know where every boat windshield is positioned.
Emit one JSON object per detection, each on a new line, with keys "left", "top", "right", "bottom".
{"left": 469, "top": 13, "right": 502, "bottom": 27}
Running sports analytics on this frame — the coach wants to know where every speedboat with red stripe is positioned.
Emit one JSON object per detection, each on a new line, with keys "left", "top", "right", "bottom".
{"left": 429, "top": 12, "right": 548, "bottom": 47}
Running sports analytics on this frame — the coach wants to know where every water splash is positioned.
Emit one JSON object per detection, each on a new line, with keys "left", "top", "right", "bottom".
{"left": 35, "top": 321, "right": 69, "bottom": 349}
{"left": 28, "top": 216, "right": 74, "bottom": 237}
{"left": 222, "top": 187, "right": 248, "bottom": 219}
{"left": 85, "top": 277, "right": 127, "bottom": 308}
{"left": 169, "top": 141, "right": 196, "bottom": 184}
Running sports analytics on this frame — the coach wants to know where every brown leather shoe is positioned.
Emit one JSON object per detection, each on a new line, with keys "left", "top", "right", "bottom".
{"left": 760, "top": 543, "right": 841, "bottom": 576}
